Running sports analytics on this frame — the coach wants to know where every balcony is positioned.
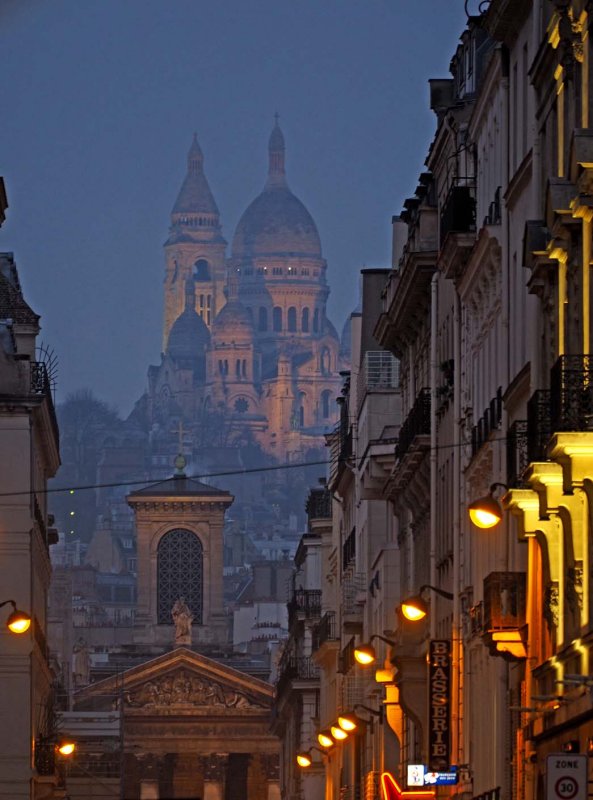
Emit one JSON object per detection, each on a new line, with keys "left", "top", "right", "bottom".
{"left": 275, "top": 655, "right": 320, "bottom": 698}
{"left": 482, "top": 571, "right": 527, "bottom": 661}
{"left": 341, "top": 572, "right": 365, "bottom": 633}
{"left": 395, "top": 388, "right": 430, "bottom": 461}
{"left": 356, "top": 351, "right": 399, "bottom": 413}
{"left": 506, "top": 420, "right": 528, "bottom": 488}
{"left": 313, "top": 611, "right": 338, "bottom": 650}
{"left": 550, "top": 355, "right": 593, "bottom": 433}
{"left": 305, "top": 487, "right": 331, "bottom": 521}
{"left": 287, "top": 589, "right": 322, "bottom": 628}
{"left": 439, "top": 180, "right": 476, "bottom": 247}
{"left": 30, "top": 361, "right": 60, "bottom": 449}
{"left": 471, "top": 388, "right": 502, "bottom": 457}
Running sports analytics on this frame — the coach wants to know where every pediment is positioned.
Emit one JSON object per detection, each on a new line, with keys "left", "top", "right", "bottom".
{"left": 75, "top": 647, "right": 273, "bottom": 714}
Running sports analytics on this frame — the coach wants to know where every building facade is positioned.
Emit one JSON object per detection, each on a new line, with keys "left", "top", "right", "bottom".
{"left": 278, "top": 3, "right": 593, "bottom": 800}
{"left": 0, "top": 239, "right": 62, "bottom": 794}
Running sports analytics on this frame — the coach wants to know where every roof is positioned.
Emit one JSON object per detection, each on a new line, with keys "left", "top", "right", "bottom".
{"left": 171, "top": 135, "right": 219, "bottom": 217}
{"left": 128, "top": 473, "right": 233, "bottom": 499}
{"left": 0, "top": 255, "right": 39, "bottom": 325}
{"left": 232, "top": 185, "right": 321, "bottom": 259}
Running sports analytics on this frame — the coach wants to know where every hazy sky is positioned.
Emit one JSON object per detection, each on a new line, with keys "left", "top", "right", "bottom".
{"left": 1, "top": 0, "right": 467, "bottom": 415}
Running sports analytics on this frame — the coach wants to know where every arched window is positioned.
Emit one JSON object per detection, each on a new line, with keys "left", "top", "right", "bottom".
{"left": 321, "top": 390, "right": 332, "bottom": 419}
{"left": 298, "top": 392, "right": 306, "bottom": 428}
{"left": 258, "top": 307, "right": 268, "bottom": 332}
{"left": 194, "top": 259, "right": 211, "bottom": 281}
{"left": 288, "top": 307, "right": 297, "bottom": 332}
{"left": 321, "top": 347, "right": 331, "bottom": 375}
{"left": 302, "top": 307, "right": 309, "bottom": 333}
{"left": 157, "top": 529, "right": 203, "bottom": 624}
{"left": 273, "top": 307, "right": 283, "bottom": 332}
{"left": 313, "top": 308, "right": 320, "bottom": 333}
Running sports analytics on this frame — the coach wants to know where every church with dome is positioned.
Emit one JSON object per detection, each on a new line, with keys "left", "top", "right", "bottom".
{"left": 145, "top": 120, "right": 347, "bottom": 462}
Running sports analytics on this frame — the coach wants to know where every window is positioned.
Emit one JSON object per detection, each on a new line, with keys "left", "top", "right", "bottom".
{"left": 302, "top": 308, "right": 309, "bottom": 333}
{"left": 313, "top": 308, "right": 320, "bottom": 333}
{"left": 288, "top": 307, "right": 297, "bottom": 332}
{"left": 258, "top": 307, "right": 268, "bottom": 332}
{"left": 321, "top": 390, "right": 331, "bottom": 419}
{"left": 273, "top": 307, "right": 283, "bottom": 332}
{"left": 194, "top": 259, "right": 210, "bottom": 281}
{"left": 273, "top": 267, "right": 283, "bottom": 276}
{"left": 236, "top": 359, "right": 241, "bottom": 379}
{"left": 157, "top": 529, "right": 203, "bottom": 624}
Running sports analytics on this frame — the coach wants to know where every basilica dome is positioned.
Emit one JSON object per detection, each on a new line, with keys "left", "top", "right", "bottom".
{"left": 231, "top": 122, "right": 322, "bottom": 260}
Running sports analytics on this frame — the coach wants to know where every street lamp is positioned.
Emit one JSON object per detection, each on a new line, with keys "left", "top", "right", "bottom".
{"left": 468, "top": 482, "right": 508, "bottom": 529}
{"left": 57, "top": 739, "right": 76, "bottom": 756}
{"left": 400, "top": 585, "right": 454, "bottom": 622}
{"left": 337, "top": 704, "right": 383, "bottom": 732}
{"left": 354, "top": 634, "right": 396, "bottom": 666}
{"left": 317, "top": 730, "right": 335, "bottom": 749}
{"left": 296, "top": 746, "right": 326, "bottom": 767}
{"left": 0, "top": 600, "right": 31, "bottom": 634}
{"left": 330, "top": 724, "right": 348, "bottom": 741}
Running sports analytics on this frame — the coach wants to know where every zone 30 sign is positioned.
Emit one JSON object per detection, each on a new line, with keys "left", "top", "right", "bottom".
{"left": 546, "top": 754, "right": 587, "bottom": 800}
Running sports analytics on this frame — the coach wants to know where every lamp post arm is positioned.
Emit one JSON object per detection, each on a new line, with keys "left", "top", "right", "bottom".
{"left": 0, "top": 600, "right": 16, "bottom": 612}
{"left": 369, "top": 634, "right": 397, "bottom": 647}
{"left": 419, "top": 584, "right": 454, "bottom": 601}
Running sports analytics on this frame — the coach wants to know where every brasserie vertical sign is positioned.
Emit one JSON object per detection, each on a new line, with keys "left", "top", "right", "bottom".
{"left": 428, "top": 639, "right": 451, "bottom": 770}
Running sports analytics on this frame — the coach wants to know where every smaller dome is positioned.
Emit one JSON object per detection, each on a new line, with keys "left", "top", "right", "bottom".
{"left": 212, "top": 300, "right": 254, "bottom": 341}
{"left": 167, "top": 309, "right": 210, "bottom": 371}
{"left": 167, "top": 279, "right": 210, "bottom": 374}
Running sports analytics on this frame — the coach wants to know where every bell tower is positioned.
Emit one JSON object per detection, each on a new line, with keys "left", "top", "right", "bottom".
{"left": 127, "top": 464, "right": 234, "bottom": 648}
{"left": 163, "top": 134, "right": 227, "bottom": 351}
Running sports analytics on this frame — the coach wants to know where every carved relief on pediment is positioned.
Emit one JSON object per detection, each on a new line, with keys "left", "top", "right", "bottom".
{"left": 124, "top": 669, "right": 267, "bottom": 710}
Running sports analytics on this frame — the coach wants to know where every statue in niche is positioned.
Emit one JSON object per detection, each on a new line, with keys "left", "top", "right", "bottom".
{"left": 72, "top": 637, "right": 90, "bottom": 687}
{"left": 172, "top": 597, "right": 193, "bottom": 645}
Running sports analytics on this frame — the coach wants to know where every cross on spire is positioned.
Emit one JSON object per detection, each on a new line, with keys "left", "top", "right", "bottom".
{"left": 274, "top": 111, "right": 280, "bottom": 125}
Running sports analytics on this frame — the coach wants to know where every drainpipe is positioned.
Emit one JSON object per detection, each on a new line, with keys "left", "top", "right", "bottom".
{"left": 430, "top": 272, "right": 438, "bottom": 641}
{"left": 452, "top": 287, "right": 462, "bottom": 766}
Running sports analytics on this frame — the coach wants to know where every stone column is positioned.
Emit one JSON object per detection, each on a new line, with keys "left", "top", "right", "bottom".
{"left": 204, "top": 753, "right": 227, "bottom": 800}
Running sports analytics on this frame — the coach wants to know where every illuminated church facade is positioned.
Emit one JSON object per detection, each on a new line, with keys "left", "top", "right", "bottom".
{"left": 146, "top": 122, "right": 345, "bottom": 463}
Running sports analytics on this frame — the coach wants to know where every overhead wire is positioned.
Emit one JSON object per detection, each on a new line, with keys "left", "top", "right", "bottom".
{"left": 0, "top": 432, "right": 516, "bottom": 498}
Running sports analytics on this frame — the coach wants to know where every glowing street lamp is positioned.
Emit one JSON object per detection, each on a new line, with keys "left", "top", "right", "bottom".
{"left": 399, "top": 585, "right": 453, "bottom": 622}
{"left": 468, "top": 483, "right": 508, "bottom": 529}
{"left": 353, "top": 635, "right": 396, "bottom": 666}
{"left": 330, "top": 724, "right": 348, "bottom": 741}
{"left": 57, "top": 740, "right": 76, "bottom": 756}
{"left": 317, "top": 730, "right": 335, "bottom": 749}
{"left": 0, "top": 600, "right": 31, "bottom": 634}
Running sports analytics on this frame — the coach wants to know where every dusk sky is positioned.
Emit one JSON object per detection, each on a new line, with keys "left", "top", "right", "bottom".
{"left": 1, "top": 0, "right": 467, "bottom": 415}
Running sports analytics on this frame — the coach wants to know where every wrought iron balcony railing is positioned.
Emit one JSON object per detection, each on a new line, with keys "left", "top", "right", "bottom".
{"left": 306, "top": 487, "right": 331, "bottom": 520}
{"left": 287, "top": 589, "right": 322, "bottom": 627}
{"left": 395, "top": 388, "right": 430, "bottom": 461}
{"left": 440, "top": 178, "right": 476, "bottom": 246}
{"left": 276, "top": 655, "right": 320, "bottom": 695}
{"left": 313, "top": 611, "right": 338, "bottom": 649}
{"left": 506, "top": 420, "right": 528, "bottom": 488}
{"left": 471, "top": 387, "right": 502, "bottom": 457}
{"left": 550, "top": 355, "right": 593, "bottom": 433}
{"left": 483, "top": 572, "right": 526, "bottom": 631}
{"left": 527, "top": 389, "right": 551, "bottom": 463}
{"left": 342, "top": 528, "right": 356, "bottom": 572}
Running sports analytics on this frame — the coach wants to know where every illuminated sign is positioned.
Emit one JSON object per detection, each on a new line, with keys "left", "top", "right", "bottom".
{"left": 428, "top": 639, "right": 451, "bottom": 771}
{"left": 407, "top": 764, "right": 458, "bottom": 787}
{"left": 381, "top": 772, "right": 435, "bottom": 800}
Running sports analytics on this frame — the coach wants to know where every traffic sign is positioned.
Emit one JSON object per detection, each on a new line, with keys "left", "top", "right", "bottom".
{"left": 547, "top": 754, "right": 587, "bottom": 800}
